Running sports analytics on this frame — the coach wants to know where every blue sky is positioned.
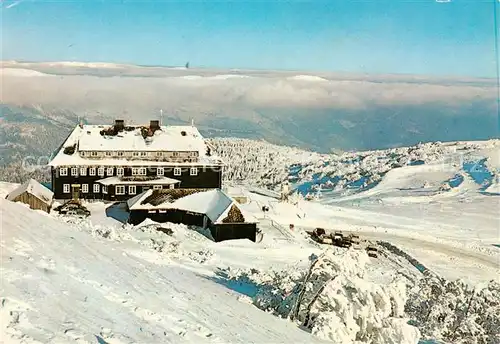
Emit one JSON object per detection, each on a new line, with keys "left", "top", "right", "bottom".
{"left": 1, "top": 0, "right": 498, "bottom": 77}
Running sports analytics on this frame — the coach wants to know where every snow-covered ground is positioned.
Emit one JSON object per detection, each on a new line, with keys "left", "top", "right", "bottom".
{"left": 1, "top": 138, "right": 499, "bottom": 344}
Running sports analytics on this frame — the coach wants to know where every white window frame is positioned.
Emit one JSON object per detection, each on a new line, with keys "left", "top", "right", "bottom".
{"left": 117, "top": 151, "right": 124, "bottom": 157}
{"left": 105, "top": 151, "right": 112, "bottom": 157}
{"left": 98, "top": 167, "right": 105, "bottom": 176}
{"left": 153, "top": 185, "right": 162, "bottom": 190}
{"left": 157, "top": 167, "right": 164, "bottom": 176}
{"left": 190, "top": 167, "right": 198, "bottom": 176}
{"left": 173, "top": 152, "right": 179, "bottom": 157}
{"left": 93, "top": 184, "right": 100, "bottom": 193}
{"left": 116, "top": 167, "right": 124, "bottom": 177}
{"left": 132, "top": 167, "right": 146, "bottom": 176}
{"left": 80, "top": 167, "right": 86, "bottom": 176}
{"left": 169, "top": 184, "right": 175, "bottom": 189}
{"left": 107, "top": 167, "right": 114, "bottom": 176}
{"left": 63, "top": 184, "right": 70, "bottom": 193}
{"left": 140, "top": 152, "right": 147, "bottom": 157}
{"left": 156, "top": 152, "right": 163, "bottom": 157}
{"left": 91, "top": 151, "right": 98, "bottom": 157}
{"left": 102, "top": 185, "right": 108, "bottom": 194}
{"left": 174, "top": 167, "right": 181, "bottom": 176}
{"left": 89, "top": 167, "right": 96, "bottom": 176}
{"left": 128, "top": 185, "right": 136, "bottom": 195}
{"left": 59, "top": 167, "right": 68, "bottom": 176}
{"left": 71, "top": 167, "right": 78, "bottom": 176}
{"left": 82, "top": 184, "right": 89, "bottom": 193}
{"left": 115, "top": 185, "right": 125, "bottom": 195}
{"left": 133, "top": 152, "right": 139, "bottom": 157}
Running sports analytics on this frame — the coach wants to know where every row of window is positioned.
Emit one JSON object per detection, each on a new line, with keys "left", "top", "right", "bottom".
{"left": 63, "top": 183, "right": 109, "bottom": 194}
{"left": 81, "top": 151, "right": 199, "bottom": 158}
{"left": 59, "top": 166, "right": 198, "bottom": 177}
{"left": 62, "top": 184, "right": 174, "bottom": 195}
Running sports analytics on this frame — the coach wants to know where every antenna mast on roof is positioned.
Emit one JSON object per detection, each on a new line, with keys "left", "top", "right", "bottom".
{"left": 160, "top": 109, "right": 163, "bottom": 126}
{"left": 191, "top": 118, "right": 194, "bottom": 127}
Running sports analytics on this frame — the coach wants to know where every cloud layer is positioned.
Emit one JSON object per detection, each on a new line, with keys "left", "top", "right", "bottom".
{"left": 1, "top": 61, "right": 497, "bottom": 118}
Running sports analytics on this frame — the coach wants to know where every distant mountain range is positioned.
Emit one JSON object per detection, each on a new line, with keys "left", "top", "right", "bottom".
{"left": 1, "top": 61, "right": 498, "bottom": 166}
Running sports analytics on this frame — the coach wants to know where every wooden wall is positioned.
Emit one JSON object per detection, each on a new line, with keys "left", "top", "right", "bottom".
{"left": 13, "top": 192, "right": 51, "bottom": 213}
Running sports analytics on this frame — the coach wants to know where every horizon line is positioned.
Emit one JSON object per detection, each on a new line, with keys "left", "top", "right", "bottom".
{"left": 1, "top": 59, "right": 496, "bottom": 81}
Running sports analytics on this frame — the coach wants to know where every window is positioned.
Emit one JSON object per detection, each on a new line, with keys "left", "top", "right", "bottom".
{"left": 174, "top": 167, "right": 181, "bottom": 176}
{"left": 71, "top": 167, "right": 78, "bottom": 176}
{"left": 133, "top": 152, "right": 139, "bottom": 157}
{"left": 173, "top": 152, "right": 179, "bottom": 157}
{"left": 156, "top": 152, "right": 163, "bottom": 157}
{"left": 128, "top": 185, "right": 136, "bottom": 195}
{"left": 190, "top": 167, "right": 198, "bottom": 176}
{"left": 63, "top": 184, "right": 70, "bottom": 193}
{"left": 133, "top": 167, "right": 146, "bottom": 176}
{"left": 107, "top": 167, "right": 114, "bottom": 176}
{"left": 116, "top": 167, "right": 124, "bottom": 177}
{"left": 157, "top": 167, "right": 164, "bottom": 176}
{"left": 169, "top": 184, "right": 175, "bottom": 189}
{"left": 118, "top": 151, "right": 124, "bottom": 157}
{"left": 82, "top": 184, "right": 89, "bottom": 193}
{"left": 116, "top": 185, "right": 125, "bottom": 195}
{"left": 89, "top": 167, "right": 96, "bottom": 176}
{"left": 140, "top": 152, "right": 147, "bottom": 157}
{"left": 102, "top": 185, "right": 108, "bottom": 194}
{"left": 105, "top": 151, "right": 112, "bottom": 157}
{"left": 153, "top": 185, "right": 162, "bottom": 190}
{"left": 98, "top": 167, "right": 105, "bottom": 176}
{"left": 80, "top": 167, "right": 87, "bottom": 176}
{"left": 91, "top": 151, "right": 98, "bottom": 157}
{"left": 59, "top": 167, "right": 68, "bottom": 176}
{"left": 93, "top": 184, "right": 100, "bottom": 193}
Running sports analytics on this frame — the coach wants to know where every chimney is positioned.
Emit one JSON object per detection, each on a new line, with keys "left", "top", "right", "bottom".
{"left": 150, "top": 120, "right": 160, "bottom": 131}
{"left": 114, "top": 119, "right": 125, "bottom": 131}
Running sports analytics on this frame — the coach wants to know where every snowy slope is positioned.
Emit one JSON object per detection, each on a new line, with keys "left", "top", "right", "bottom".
{"left": 1, "top": 198, "right": 326, "bottom": 344}
{"left": 1, "top": 138, "right": 499, "bottom": 344}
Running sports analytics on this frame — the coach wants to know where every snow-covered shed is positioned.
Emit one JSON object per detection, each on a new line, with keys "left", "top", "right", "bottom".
{"left": 127, "top": 189, "right": 259, "bottom": 242}
{"left": 6, "top": 179, "right": 54, "bottom": 213}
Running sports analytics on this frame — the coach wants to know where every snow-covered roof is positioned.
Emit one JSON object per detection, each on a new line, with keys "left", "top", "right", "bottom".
{"left": 6, "top": 179, "right": 53, "bottom": 205}
{"left": 96, "top": 176, "right": 180, "bottom": 186}
{"left": 48, "top": 123, "right": 224, "bottom": 167}
{"left": 78, "top": 125, "right": 205, "bottom": 152}
{"left": 127, "top": 189, "right": 258, "bottom": 224}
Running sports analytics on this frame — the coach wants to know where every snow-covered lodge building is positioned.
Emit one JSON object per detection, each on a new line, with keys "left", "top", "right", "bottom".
{"left": 48, "top": 120, "right": 224, "bottom": 201}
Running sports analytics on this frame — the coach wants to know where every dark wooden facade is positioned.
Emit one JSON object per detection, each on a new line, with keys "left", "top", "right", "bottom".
{"left": 8, "top": 191, "right": 52, "bottom": 213}
{"left": 51, "top": 165, "right": 222, "bottom": 200}
{"left": 128, "top": 207, "right": 257, "bottom": 242}
{"left": 128, "top": 208, "right": 206, "bottom": 227}
{"left": 210, "top": 223, "right": 257, "bottom": 242}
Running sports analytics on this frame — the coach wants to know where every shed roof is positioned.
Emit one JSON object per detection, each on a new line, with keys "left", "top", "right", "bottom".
{"left": 6, "top": 179, "right": 53, "bottom": 205}
{"left": 127, "top": 189, "right": 258, "bottom": 224}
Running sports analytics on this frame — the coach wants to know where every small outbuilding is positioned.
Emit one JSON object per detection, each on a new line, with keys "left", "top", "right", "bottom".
{"left": 6, "top": 179, "right": 54, "bottom": 213}
{"left": 127, "top": 188, "right": 259, "bottom": 242}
